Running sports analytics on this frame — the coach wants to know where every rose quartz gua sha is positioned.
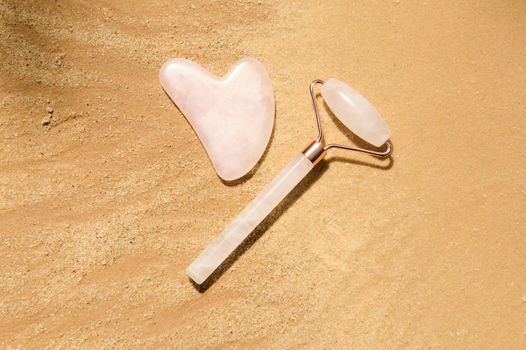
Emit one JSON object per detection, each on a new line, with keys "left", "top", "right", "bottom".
{"left": 187, "top": 78, "right": 393, "bottom": 285}
{"left": 160, "top": 57, "right": 274, "bottom": 181}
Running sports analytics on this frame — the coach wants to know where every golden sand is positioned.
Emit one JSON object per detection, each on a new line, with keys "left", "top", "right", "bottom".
{"left": 1, "top": 0, "right": 525, "bottom": 348}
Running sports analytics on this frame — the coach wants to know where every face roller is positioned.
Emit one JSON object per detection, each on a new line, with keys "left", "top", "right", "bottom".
{"left": 187, "top": 78, "right": 392, "bottom": 285}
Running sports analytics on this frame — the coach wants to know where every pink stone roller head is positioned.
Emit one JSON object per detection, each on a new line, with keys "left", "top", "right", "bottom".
{"left": 321, "top": 78, "right": 391, "bottom": 147}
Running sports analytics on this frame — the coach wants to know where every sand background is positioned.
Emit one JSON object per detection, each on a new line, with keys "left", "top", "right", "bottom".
{"left": 1, "top": 0, "right": 525, "bottom": 348}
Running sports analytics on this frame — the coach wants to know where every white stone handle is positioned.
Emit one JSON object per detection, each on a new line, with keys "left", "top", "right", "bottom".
{"left": 186, "top": 153, "right": 315, "bottom": 284}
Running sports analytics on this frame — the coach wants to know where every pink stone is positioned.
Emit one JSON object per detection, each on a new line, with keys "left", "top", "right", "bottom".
{"left": 321, "top": 78, "right": 391, "bottom": 147}
{"left": 160, "top": 57, "right": 275, "bottom": 181}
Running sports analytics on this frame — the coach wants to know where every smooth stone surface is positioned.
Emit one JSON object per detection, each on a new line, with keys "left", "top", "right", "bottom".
{"left": 160, "top": 57, "right": 274, "bottom": 181}
{"left": 187, "top": 153, "right": 314, "bottom": 284}
{"left": 321, "top": 78, "right": 391, "bottom": 147}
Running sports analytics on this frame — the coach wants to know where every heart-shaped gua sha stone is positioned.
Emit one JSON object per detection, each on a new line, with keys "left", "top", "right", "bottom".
{"left": 321, "top": 78, "right": 391, "bottom": 147}
{"left": 160, "top": 57, "right": 275, "bottom": 181}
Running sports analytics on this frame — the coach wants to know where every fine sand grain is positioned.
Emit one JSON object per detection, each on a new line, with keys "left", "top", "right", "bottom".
{"left": 1, "top": 0, "right": 525, "bottom": 348}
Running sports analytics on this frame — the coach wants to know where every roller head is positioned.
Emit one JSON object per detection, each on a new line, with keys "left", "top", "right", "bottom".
{"left": 321, "top": 78, "right": 391, "bottom": 147}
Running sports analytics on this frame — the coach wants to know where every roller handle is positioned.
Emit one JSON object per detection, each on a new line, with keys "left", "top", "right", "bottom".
{"left": 186, "top": 153, "right": 314, "bottom": 284}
